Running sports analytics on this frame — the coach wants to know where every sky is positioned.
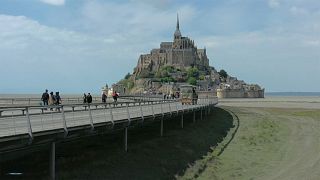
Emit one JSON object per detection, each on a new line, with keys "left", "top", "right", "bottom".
{"left": 0, "top": 0, "right": 319, "bottom": 94}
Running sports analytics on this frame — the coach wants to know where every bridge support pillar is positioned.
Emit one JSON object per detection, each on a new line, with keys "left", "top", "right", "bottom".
{"left": 160, "top": 118, "right": 163, "bottom": 137}
{"left": 50, "top": 142, "right": 56, "bottom": 180}
{"left": 124, "top": 127, "right": 128, "bottom": 152}
{"left": 181, "top": 114, "right": 184, "bottom": 129}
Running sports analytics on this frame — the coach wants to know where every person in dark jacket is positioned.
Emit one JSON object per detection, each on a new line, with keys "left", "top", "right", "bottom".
{"left": 41, "top": 89, "right": 49, "bottom": 108}
{"left": 55, "top": 92, "right": 62, "bottom": 111}
{"left": 55, "top": 92, "right": 61, "bottom": 105}
{"left": 102, "top": 92, "right": 107, "bottom": 103}
{"left": 83, "top": 93, "right": 87, "bottom": 103}
{"left": 112, "top": 91, "right": 118, "bottom": 103}
{"left": 87, "top": 93, "right": 92, "bottom": 104}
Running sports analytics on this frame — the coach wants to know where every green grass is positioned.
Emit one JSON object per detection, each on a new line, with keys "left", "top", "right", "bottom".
{"left": 180, "top": 106, "right": 320, "bottom": 180}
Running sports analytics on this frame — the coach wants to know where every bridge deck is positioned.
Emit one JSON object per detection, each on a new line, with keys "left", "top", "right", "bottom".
{"left": 0, "top": 98, "right": 217, "bottom": 144}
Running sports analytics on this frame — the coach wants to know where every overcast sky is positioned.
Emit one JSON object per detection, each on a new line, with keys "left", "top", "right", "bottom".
{"left": 0, "top": 0, "right": 319, "bottom": 94}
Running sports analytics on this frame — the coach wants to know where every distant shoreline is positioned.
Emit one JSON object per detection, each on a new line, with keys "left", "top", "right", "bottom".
{"left": 0, "top": 92, "right": 319, "bottom": 98}
{"left": 265, "top": 92, "right": 320, "bottom": 96}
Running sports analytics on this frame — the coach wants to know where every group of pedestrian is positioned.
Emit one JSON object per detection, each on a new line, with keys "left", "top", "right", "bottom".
{"left": 84, "top": 91, "right": 118, "bottom": 104}
{"left": 83, "top": 93, "right": 93, "bottom": 104}
{"left": 41, "top": 89, "right": 61, "bottom": 111}
{"left": 163, "top": 92, "right": 179, "bottom": 100}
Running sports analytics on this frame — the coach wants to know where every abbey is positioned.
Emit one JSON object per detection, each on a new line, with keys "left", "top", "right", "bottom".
{"left": 134, "top": 15, "right": 210, "bottom": 76}
{"left": 116, "top": 15, "right": 264, "bottom": 98}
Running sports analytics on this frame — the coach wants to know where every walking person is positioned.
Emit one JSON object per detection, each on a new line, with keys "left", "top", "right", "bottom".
{"left": 55, "top": 92, "right": 61, "bottom": 111}
{"left": 48, "top": 92, "right": 56, "bottom": 111}
{"left": 83, "top": 93, "right": 87, "bottom": 104}
{"left": 41, "top": 89, "right": 49, "bottom": 109}
{"left": 112, "top": 91, "right": 118, "bottom": 103}
{"left": 87, "top": 93, "right": 92, "bottom": 104}
{"left": 102, "top": 92, "right": 107, "bottom": 103}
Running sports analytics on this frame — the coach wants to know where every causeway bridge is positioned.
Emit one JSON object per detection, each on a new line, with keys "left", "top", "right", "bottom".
{"left": 0, "top": 93, "right": 218, "bottom": 179}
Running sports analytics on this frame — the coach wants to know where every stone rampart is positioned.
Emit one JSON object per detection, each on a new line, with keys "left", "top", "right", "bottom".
{"left": 217, "top": 89, "right": 264, "bottom": 98}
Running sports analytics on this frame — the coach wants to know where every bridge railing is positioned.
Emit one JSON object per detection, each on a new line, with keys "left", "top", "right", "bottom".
{"left": 0, "top": 95, "right": 164, "bottom": 107}
{"left": 0, "top": 96, "right": 218, "bottom": 140}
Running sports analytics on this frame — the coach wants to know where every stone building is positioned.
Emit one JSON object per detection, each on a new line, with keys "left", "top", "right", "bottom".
{"left": 134, "top": 15, "right": 210, "bottom": 77}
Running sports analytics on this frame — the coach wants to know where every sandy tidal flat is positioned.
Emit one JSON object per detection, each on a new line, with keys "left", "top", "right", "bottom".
{"left": 218, "top": 96, "right": 320, "bottom": 109}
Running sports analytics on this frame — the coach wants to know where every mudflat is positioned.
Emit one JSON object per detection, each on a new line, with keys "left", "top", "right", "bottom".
{"left": 179, "top": 96, "right": 320, "bottom": 180}
{"left": 218, "top": 96, "right": 320, "bottom": 109}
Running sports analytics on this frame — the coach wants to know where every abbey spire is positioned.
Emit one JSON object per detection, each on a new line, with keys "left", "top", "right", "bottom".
{"left": 174, "top": 14, "right": 181, "bottom": 39}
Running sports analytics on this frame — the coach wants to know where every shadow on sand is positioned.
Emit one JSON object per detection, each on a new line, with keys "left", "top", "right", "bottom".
{"left": 1, "top": 107, "right": 234, "bottom": 180}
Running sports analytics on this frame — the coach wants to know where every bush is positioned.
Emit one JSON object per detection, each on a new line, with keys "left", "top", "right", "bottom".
{"left": 187, "top": 77, "right": 197, "bottom": 85}
{"left": 124, "top": 73, "right": 131, "bottom": 79}
{"left": 219, "top": 69, "right": 228, "bottom": 79}
{"left": 187, "top": 67, "right": 199, "bottom": 79}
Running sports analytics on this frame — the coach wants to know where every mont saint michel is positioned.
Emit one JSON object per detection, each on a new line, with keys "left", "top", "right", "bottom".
{"left": 117, "top": 15, "right": 264, "bottom": 98}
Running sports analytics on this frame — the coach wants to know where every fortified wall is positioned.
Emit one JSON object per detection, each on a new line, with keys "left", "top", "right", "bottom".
{"left": 217, "top": 89, "right": 265, "bottom": 98}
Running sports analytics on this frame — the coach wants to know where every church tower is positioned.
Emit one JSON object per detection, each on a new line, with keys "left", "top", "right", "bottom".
{"left": 174, "top": 14, "right": 181, "bottom": 40}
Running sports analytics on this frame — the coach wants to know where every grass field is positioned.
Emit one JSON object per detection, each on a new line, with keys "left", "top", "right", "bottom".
{"left": 179, "top": 104, "right": 320, "bottom": 180}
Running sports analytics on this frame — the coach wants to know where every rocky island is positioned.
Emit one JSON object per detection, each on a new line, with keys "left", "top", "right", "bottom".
{"left": 115, "top": 15, "right": 264, "bottom": 98}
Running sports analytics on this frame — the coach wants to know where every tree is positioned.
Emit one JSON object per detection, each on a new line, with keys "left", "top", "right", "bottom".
{"left": 219, "top": 69, "right": 228, "bottom": 79}
{"left": 187, "top": 67, "right": 199, "bottom": 79}
{"left": 124, "top": 73, "right": 131, "bottom": 79}
{"left": 187, "top": 77, "right": 197, "bottom": 85}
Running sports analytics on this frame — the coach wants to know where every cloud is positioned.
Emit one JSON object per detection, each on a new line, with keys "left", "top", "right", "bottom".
{"left": 0, "top": 14, "right": 124, "bottom": 93}
{"left": 1, "top": 0, "right": 320, "bottom": 92}
{"left": 290, "top": 6, "right": 308, "bottom": 16}
{"left": 268, "top": 0, "right": 280, "bottom": 8}
{"left": 39, "top": 0, "right": 65, "bottom": 6}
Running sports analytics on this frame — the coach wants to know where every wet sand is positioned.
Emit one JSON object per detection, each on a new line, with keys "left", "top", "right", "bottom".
{"left": 218, "top": 96, "right": 320, "bottom": 109}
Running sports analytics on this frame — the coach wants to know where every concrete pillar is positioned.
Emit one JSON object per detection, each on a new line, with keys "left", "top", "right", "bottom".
{"left": 50, "top": 142, "right": 55, "bottom": 180}
{"left": 124, "top": 127, "right": 128, "bottom": 152}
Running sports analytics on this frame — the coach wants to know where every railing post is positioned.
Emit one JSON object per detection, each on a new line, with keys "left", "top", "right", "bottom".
{"left": 126, "top": 103, "right": 131, "bottom": 126}
{"left": 160, "top": 103, "right": 164, "bottom": 117}
{"left": 109, "top": 104, "right": 114, "bottom": 128}
{"left": 151, "top": 102, "right": 155, "bottom": 120}
{"left": 160, "top": 103, "right": 164, "bottom": 136}
{"left": 26, "top": 107, "right": 33, "bottom": 141}
{"left": 139, "top": 102, "right": 144, "bottom": 123}
{"left": 61, "top": 106, "right": 68, "bottom": 137}
{"left": 88, "top": 105, "right": 94, "bottom": 130}
{"left": 176, "top": 103, "right": 179, "bottom": 114}
{"left": 168, "top": 102, "right": 172, "bottom": 117}
{"left": 50, "top": 141, "right": 55, "bottom": 180}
